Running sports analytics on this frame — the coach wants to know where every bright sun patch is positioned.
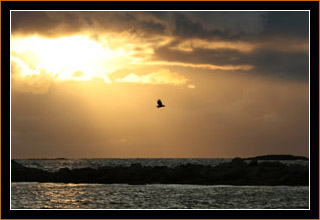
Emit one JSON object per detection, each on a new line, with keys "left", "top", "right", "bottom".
{"left": 11, "top": 34, "right": 197, "bottom": 92}
{"left": 11, "top": 35, "right": 135, "bottom": 83}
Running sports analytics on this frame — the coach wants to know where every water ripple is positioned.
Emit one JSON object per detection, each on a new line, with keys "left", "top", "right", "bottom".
{"left": 12, "top": 183, "right": 309, "bottom": 209}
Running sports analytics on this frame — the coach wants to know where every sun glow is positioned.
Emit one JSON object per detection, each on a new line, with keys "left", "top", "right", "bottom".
{"left": 11, "top": 35, "right": 135, "bottom": 82}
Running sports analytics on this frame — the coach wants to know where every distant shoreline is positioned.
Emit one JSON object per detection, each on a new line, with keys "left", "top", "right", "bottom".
{"left": 12, "top": 154, "right": 309, "bottom": 160}
{"left": 243, "top": 155, "right": 308, "bottom": 161}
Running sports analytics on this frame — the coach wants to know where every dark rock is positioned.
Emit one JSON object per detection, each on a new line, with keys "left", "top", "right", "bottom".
{"left": 58, "top": 167, "right": 70, "bottom": 173}
{"left": 248, "top": 160, "right": 259, "bottom": 166}
{"left": 12, "top": 160, "right": 26, "bottom": 170}
{"left": 231, "top": 157, "right": 247, "bottom": 166}
{"left": 243, "top": 154, "right": 308, "bottom": 161}
{"left": 11, "top": 160, "right": 53, "bottom": 182}
{"left": 11, "top": 159, "right": 309, "bottom": 186}
{"left": 259, "top": 161, "right": 286, "bottom": 168}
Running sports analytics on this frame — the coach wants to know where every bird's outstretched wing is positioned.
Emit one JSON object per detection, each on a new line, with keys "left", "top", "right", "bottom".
{"left": 157, "top": 99, "right": 163, "bottom": 106}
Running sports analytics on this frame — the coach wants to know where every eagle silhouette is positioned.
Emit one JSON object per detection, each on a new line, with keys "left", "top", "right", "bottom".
{"left": 157, "top": 99, "right": 165, "bottom": 108}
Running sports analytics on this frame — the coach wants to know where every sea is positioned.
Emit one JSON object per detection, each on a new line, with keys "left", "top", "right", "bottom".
{"left": 11, "top": 158, "right": 309, "bottom": 209}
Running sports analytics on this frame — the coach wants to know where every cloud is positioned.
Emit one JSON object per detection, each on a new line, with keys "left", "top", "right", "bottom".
{"left": 169, "top": 38, "right": 308, "bottom": 54}
{"left": 11, "top": 11, "right": 309, "bottom": 82}
{"left": 246, "top": 49, "right": 309, "bottom": 80}
{"left": 255, "top": 112, "right": 282, "bottom": 124}
{"left": 11, "top": 11, "right": 267, "bottom": 40}
{"left": 143, "top": 61, "right": 253, "bottom": 71}
{"left": 173, "top": 11, "right": 267, "bottom": 39}
{"left": 153, "top": 39, "right": 308, "bottom": 80}
{"left": 11, "top": 58, "right": 54, "bottom": 94}
{"left": 11, "top": 11, "right": 82, "bottom": 37}
{"left": 114, "top": 69, "right": 189, "bottom": 86}
{"left": 11, "top": 11, "right": 167, "bottom": 38}
{"left": 169, "top": 39, "right": 255, "bottom": 53}
{"left": 261, "top": 11, "right": 309, "bottom": 39}
{"left": 11, "top": 11, "right": 308, "bottom": 44}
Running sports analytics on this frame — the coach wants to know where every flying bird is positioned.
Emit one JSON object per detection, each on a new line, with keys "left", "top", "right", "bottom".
{"left": 157, "top": 99, "right": 165, "bottom": 108}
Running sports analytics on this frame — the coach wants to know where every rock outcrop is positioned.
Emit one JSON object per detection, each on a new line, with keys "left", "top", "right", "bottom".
{"left": 243, "top": 155, "right": 308, "bottom": 161}
{"left": 11, "top": 158, "right": 308, "bottom": 186}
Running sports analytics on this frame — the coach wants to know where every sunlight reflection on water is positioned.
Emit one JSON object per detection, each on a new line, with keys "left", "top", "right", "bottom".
{"left": 11, "top": 183, "right": 309, "bottom": 209}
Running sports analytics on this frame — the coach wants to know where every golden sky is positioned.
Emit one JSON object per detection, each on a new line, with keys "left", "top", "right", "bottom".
{"left": 11, "top": 11, "right": 309, "bottom": 158}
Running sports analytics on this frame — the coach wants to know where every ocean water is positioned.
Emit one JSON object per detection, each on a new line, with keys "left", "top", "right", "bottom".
{"left": 11, "top": 158, "right": 309, "bottom": 209}
{"left": 11, "top": 183, "right": 308, "bottom": 209}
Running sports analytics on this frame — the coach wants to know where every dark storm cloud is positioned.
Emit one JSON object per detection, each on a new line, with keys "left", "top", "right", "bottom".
{"left": 153, "top": 44, "right": 243, "bottom": 65}
{"left": 174, "top": 11, "right": 308, "bottom": 41}
{"left": 170, "top": 13, "right": 237, "bottom": 40}
{"left": 136, "top": 20, "right": 166, "bottom": 36}
{"left": 261, "top": 11, "right": 309, "bottom": 39}
{"left": 246, "top": 49, "right": 309, "bottom": 80}
{"left": 172, "top": 11, "right": 267, "bottom": 40}
{"left": 11, "top": 11, "right": 166, "bottom": 37}
{"left": 153, "top": 41, "right": 309, "bottom": 80}
{"left": 11, "top": 11, "right": 307, "bottom": 40}
{"left": 11, "top": 11, "right": 267, "bottom": 39}
{"left": 11, "top": 11, "right": 54, "bottom": 35}
{"left": 11, "top": 11, "right": 82, "bottom": 36}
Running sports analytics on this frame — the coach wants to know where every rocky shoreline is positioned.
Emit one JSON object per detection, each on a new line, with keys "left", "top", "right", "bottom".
{"left": 11, "top": 158, "right": 308, "bottom": 186}
{"left": 243, "top": 155, "right": 308, "bottom": 161}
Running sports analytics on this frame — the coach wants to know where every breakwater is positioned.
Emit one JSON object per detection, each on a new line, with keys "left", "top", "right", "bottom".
{"left": 12, "top": 158, "right": 308, "bottom": 186}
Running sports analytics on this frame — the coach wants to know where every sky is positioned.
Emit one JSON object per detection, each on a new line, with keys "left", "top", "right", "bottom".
{"left": 11, "top": 11, "right": 309, "bottom": 158}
